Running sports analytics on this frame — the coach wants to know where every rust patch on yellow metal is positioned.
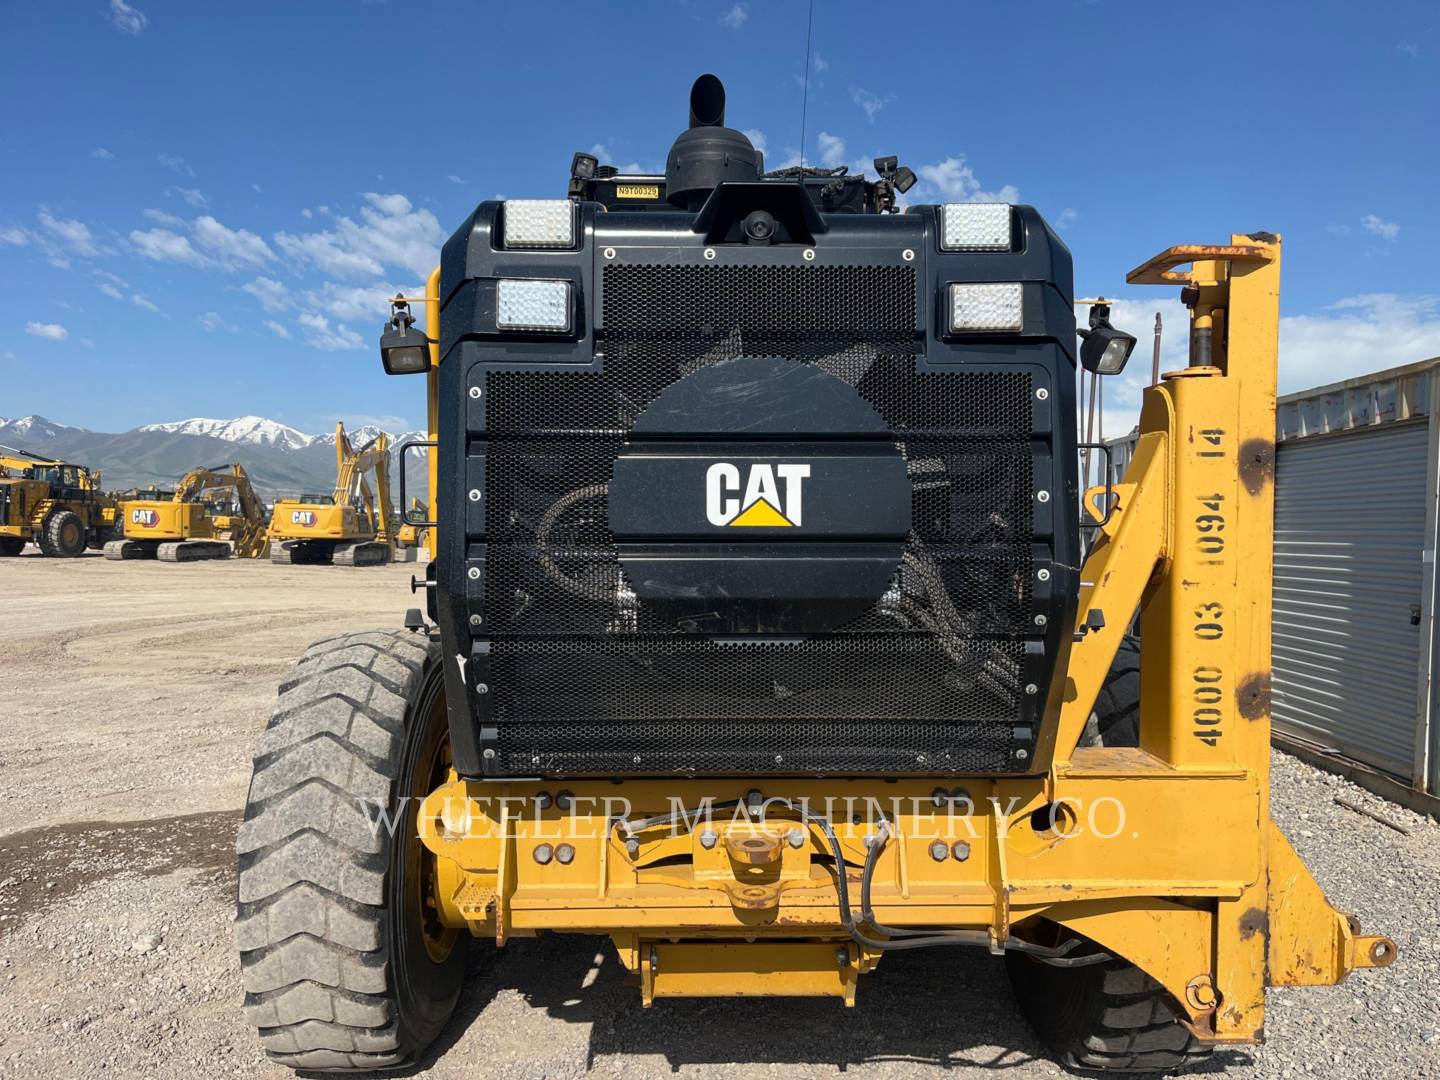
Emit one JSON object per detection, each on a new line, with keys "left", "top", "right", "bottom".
{"left": 1239, "top": 438, "right": 1275, "bottom": 495}
{"left": 1238, "top": 673, "right": 1272, "bottom": 721}
{"left": 1239, "top": 908, "right": 1269, "bottom": 940}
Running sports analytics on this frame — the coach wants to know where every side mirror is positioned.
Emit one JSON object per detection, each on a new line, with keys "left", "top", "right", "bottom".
{"left": 380, "top": 296, "right": 431, "bottom": 375}
{"left": 1077, "top": 303, "right": 1136, "bottom": 375}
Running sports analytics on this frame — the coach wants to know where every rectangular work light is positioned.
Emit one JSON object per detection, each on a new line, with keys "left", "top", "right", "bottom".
{"left": 939, "top": 203, "right": 1013, "bottom": 252}
{"left": 949, "top": 282, "right": 1023, "bottom": 332}
{"left": 501, "top": 199, "right": 577, "bottom": 249}
{"left": 496, "top": 278, "right": 572, "bottom": 332}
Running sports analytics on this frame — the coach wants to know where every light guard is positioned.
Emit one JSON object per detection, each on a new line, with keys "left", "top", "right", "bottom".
{"left": 502, "top": 199, "right": 577, "bottom": 249}
{"left": 496, "top": 278, "right": 572, "bottom": 332}
{"left": 940, "top": 203, "right": 1013, "bottom": 252}
{"left": 950, "top": 283, "right": 1023, "bottom": 332}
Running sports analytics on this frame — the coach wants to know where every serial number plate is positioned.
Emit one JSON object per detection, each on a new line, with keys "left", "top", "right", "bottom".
{"left": 615, "top": 184, "right": 660, "bottom": 200}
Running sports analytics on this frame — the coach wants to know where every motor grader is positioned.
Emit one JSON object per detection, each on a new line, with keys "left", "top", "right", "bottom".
{"left": 235, "top": 74, "right": 1396, "bottom": 1073}
{"left": 105, "top": 462, "right": 268, "bottom": 562}
{"left": 267, "top": 423, "right": 395, "bottom": 566}
{"left": 0, "top": 445, "right": 115, "bottom": 557}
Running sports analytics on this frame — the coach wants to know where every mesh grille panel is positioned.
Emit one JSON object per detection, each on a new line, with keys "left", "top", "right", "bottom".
{"left": 481, "top": 263, "right": 1036, "bottom": 774}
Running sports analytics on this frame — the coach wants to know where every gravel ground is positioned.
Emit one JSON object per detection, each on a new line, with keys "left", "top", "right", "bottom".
{"left": 0, "top": 553, "right": 1436, "bottom": 1078}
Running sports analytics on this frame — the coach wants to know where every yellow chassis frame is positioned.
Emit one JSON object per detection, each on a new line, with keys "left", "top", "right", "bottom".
{"left": 412, "top": 235, "right": 1395, "bottom": 1043}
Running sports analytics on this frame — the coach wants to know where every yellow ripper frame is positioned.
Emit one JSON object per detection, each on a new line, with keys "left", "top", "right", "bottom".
{"left": 410, "top": 233, "right": 1396, "bottom": 1043}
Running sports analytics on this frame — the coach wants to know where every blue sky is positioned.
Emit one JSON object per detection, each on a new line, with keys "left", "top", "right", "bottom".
{"left": 1, "top": 0, "right": 1437, "bottom": 438}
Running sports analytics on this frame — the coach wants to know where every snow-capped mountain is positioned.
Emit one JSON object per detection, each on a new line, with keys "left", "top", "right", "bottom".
{"left": 138, "top": 415, "right": 314, "bottom": 451}
{"left": 0, "top": 414, "right": 428, "bottom": 499}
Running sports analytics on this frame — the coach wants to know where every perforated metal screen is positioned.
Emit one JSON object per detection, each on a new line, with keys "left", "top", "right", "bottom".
{"left": 483, "top": 263, "right": 1037, "bottom": 775}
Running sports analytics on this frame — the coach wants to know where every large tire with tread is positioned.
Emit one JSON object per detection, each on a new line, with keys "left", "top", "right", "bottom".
{"left": 1007, "top": 953, "right": 1209, "bottom": 1073}
{"left": 236, "top": 629, "right": 467, "bottom": 1072}
{"left": 38, "top": 510, "right": 86, "bottom": 557}
{"left": 0, "top": 536, "right": 24, "bottom": 557}
{"left": 1081, "top": 635, "right": 1141, "bottom": 748}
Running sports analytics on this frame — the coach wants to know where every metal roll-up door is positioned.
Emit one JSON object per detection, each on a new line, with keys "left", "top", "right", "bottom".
{"left": 1272, "top": 420, "right": 1431, "bottom": 780}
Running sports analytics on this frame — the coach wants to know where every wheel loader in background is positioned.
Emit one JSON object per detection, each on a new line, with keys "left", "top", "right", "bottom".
{"left": 236, "top": 75, "right": 1397, "bottom": 1074}
{"left": 0, "top": 445, "right": 116, "bottom": 557}
{"left": 267, "top": 422, "right": 394, "bottom": 566}
{"left": 105, "top": 462, "right": 268, "bottom": 562}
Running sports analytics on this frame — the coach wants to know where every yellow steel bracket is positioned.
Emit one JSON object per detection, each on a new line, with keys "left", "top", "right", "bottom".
{"left": 1126, "top": 243, "right": 1274, "bottom": 286}
{"left": 1266, "top": 822, "right": 1397, "bottom": 983}
{"left": 1046, "top": 430, "right": 1170, "bottom": 770}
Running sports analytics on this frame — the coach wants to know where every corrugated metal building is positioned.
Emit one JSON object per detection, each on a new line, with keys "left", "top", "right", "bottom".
{"left": 1104, "top": 357, "right": 1440, "bottom": 810}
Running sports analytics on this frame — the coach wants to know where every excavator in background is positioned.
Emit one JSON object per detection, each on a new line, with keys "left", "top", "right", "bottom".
{"left": 268, "top": 423, "right": 394, "bottom": 566}
{"left": 105, "top": 463, "right": 269, "bottom": 562}
{"left": 0, "top": 445, "right": 116, "bottom": 557}
{"left": 395, "top": 496, "right": 429, "bottom": 560}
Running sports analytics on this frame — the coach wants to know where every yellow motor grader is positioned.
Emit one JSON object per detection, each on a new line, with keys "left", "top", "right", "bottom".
{"left": 235, "top": 75, "right": 1395, "bottom": 1075}
{"left": 0, "top": 446, "right": 115, "bottom": 557}
{"left": 105, "top": 462, "right": 268, "bottom": 562}
{"left": 267, "top": 423, "right": 394, "bottom": 566}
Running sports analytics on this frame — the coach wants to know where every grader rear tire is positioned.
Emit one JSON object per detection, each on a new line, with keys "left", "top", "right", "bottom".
{"left": 1006, "top": 953, "right": 1209, "bottom": 1073}
{"left": 38, "top": 510, "right": 86, "bottom": 557}
{"left": 1081, "top": 636, "right": 1142, "bottom": 748}
{"left": 235, "top": 629, "right": 466, "bottom": 1072}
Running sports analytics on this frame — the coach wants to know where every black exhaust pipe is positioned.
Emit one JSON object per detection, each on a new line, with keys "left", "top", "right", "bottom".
{"left": 688, "top": 73, "right": 726, "bottom": 128}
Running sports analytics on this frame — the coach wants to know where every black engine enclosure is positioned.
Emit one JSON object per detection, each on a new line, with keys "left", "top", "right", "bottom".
{"left": 434, "top": 187, "right": 1078, "bottom": 780}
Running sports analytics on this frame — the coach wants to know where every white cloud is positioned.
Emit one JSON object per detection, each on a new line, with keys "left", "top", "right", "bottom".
{"left": 1056, "top": 207, "right": 1079, "bottom": 229}
{"left": 304, "top": 280, "right": 417, "bottom": 323}
{"left": 300, "top": 208, "right": 313, "bottom": 219}
{"left": 1360, "top": 214, "right": 1399, "bottom": 241}
{"left": 741, "top": 128, "right": 768, "bottom": 155}
{"left": 812, "top": 52, "right": 829, "bottom": 74}
{"left": 264, "top": 320, "right": 291, "bottom": 340}
{"left": 274, "top": 192, "right": 443, "bottom": 280}
{"left": 251, "top": 182, "right": 262, "bottom": 193}
{"left": 447, "top": 174, "right": 464, "bottom": 184}
{"left": 914, "top": 156, "right": 1018, "bottom": 203}
{"left": 850, "top": 87, "right": 889, "bottom": 122}
{"left": 297, "top": 311, "right": 364, "bottom": 351}
{"left": 131, "top": 293, "right": 160, "bottom": 313}
{"left": 1, "top": 226, "right": 30, "bottom": 247}
{"left": 169, "top": 186, "right": 208, "bottom": 209}
{"left": 193, "top": 215, "right": 273, "bottom": 269}
{"left": 25, "top": 321, "right": 68, "bottom": 341}
{"left": 92, "top": 147, "right": 114, "bottom": 161}
{"left": 143, "top": 208, "right": 186, "bottom": 228}
{"left": 109, "top": 0, "right": 147, "bottom": 35}
{"left": 97, "top": 282, "right": 124, "bottom": 300}
{"left": 242, "top": 275, "right": 290, "bottom": 313}
{"left": 718, "top": 3, "right": 747, "bottom": 28}
{"left": 95, "top": 269, "right": 128, "bottom": 287}
{"left": 816, "top": 131, "right": 847, "bottom": 168}
{"left": 157, "top": 153, "right": 194, "bottom": 177}
{"left": 199, "top": 311, "right": 236, "bottom": 333}
{"left": 38, "top": 209, "right": 101, "bottom": 257}
{"left": 130, "top": 227, "right": 205, "bottom": 266}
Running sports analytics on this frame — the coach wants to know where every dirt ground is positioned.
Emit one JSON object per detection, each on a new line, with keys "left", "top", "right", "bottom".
{"left": 1, "top": 550, "right": 1436, "bottom": 1079}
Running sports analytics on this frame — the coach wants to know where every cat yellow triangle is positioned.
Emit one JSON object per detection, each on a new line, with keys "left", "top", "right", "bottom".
{"left": 729, "top": 498, "right": 793, "bottom": 527}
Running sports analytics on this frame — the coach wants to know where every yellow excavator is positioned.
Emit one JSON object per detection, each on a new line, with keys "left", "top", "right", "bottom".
{"left": 105, "top": 463, "right": 268, "bottom": 562}
{"left": 268, "top": 423, "right": 394, "bottom": 566}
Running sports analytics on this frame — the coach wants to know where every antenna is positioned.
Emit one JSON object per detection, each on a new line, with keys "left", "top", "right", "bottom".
{"left": 799, "top": 0, "right": 814, "bottom": 168}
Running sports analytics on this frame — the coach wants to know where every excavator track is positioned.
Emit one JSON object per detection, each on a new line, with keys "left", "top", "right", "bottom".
{"left": 332, "top": 540, "right": 393, "bottom": 567}
{"left": 157, "top": 540, "right": 231, "bottom": 563}
{"left": 103, "top": 540, "right": 151, "bottom": 561}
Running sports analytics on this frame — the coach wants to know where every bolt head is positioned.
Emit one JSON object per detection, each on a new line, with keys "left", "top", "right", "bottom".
{"left": 467, "top": 566, "right": 480, "bottom": 580}
{"left": 535, "top": 792, "right": 553, "bottom": 810}
{"left": 469, "top": 614, "right": 482, "bottom": 626}
{"left": 554, "top": 790, "right": 573, "bottom": 811}
{"left": 1036, "top": 387, "right": 1049, "bottom": 401}
{"left": 625, "top": 837, "right": 640, "bottom": 858}
{"left": 803, "top": 248, "right": 816, "bottom": 261}
{"left": 1034, "top": 614, "right": 1048, "bottom": 627}
{"left": 698, "top": 829, "right": 718, "bottom": 850}
{"left": 533, "top": 843, "right": 554, "bottom": 865}
{"left": 786, "top": 828, "right": 805, "bottom": 849}
{"left": 703, "top": 247, "right": 716, "bottom": 260}
{"left": 1037, "top": 568, "right": 1051, "bottom": 582}
{"left": 902, "top": 249, "right": 915, "bottom": 262}
{"left": 468, "top": 386, "right": 482, "bottom": 399}
{"left": 1016, "top": 748, "right": 1029, "bottom": 760}
{"left": 928, "top": 841, "right": 949, "bottom": 862}
{"left": 603, "top": 247, "right": 616, "bottom": 260}
{"left": 1024, "top": 683, "right": 1039, "bottom": 695}
{"left": 468, "top": 489, "right": 481, "bottom": 503}
{"left": 475, "top": 682, "right": 489, "bottom": 695}
{"left": 555, "top": 843, "right": 575, "bottom": 865}
{"left": 482, "top": 747, "right": 496, "bottom": 760}
{"left": 951, "top": 841, "right": 972, "bottom": 862}
{"left": 1036, "top": 490, "right": 1051, "bottom": 503}
{"left": 931, "top": 787, "right": 948, "bottom": 808}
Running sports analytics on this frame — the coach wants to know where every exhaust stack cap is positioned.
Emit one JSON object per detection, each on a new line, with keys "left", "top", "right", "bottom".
{"left": 665, "top": 74, "right": 762, "bottom": 211}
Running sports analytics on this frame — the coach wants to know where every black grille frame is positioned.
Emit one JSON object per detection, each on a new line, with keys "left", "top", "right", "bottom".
{"left": 436, "top": 201, "right": 1079, "bottom": 780}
